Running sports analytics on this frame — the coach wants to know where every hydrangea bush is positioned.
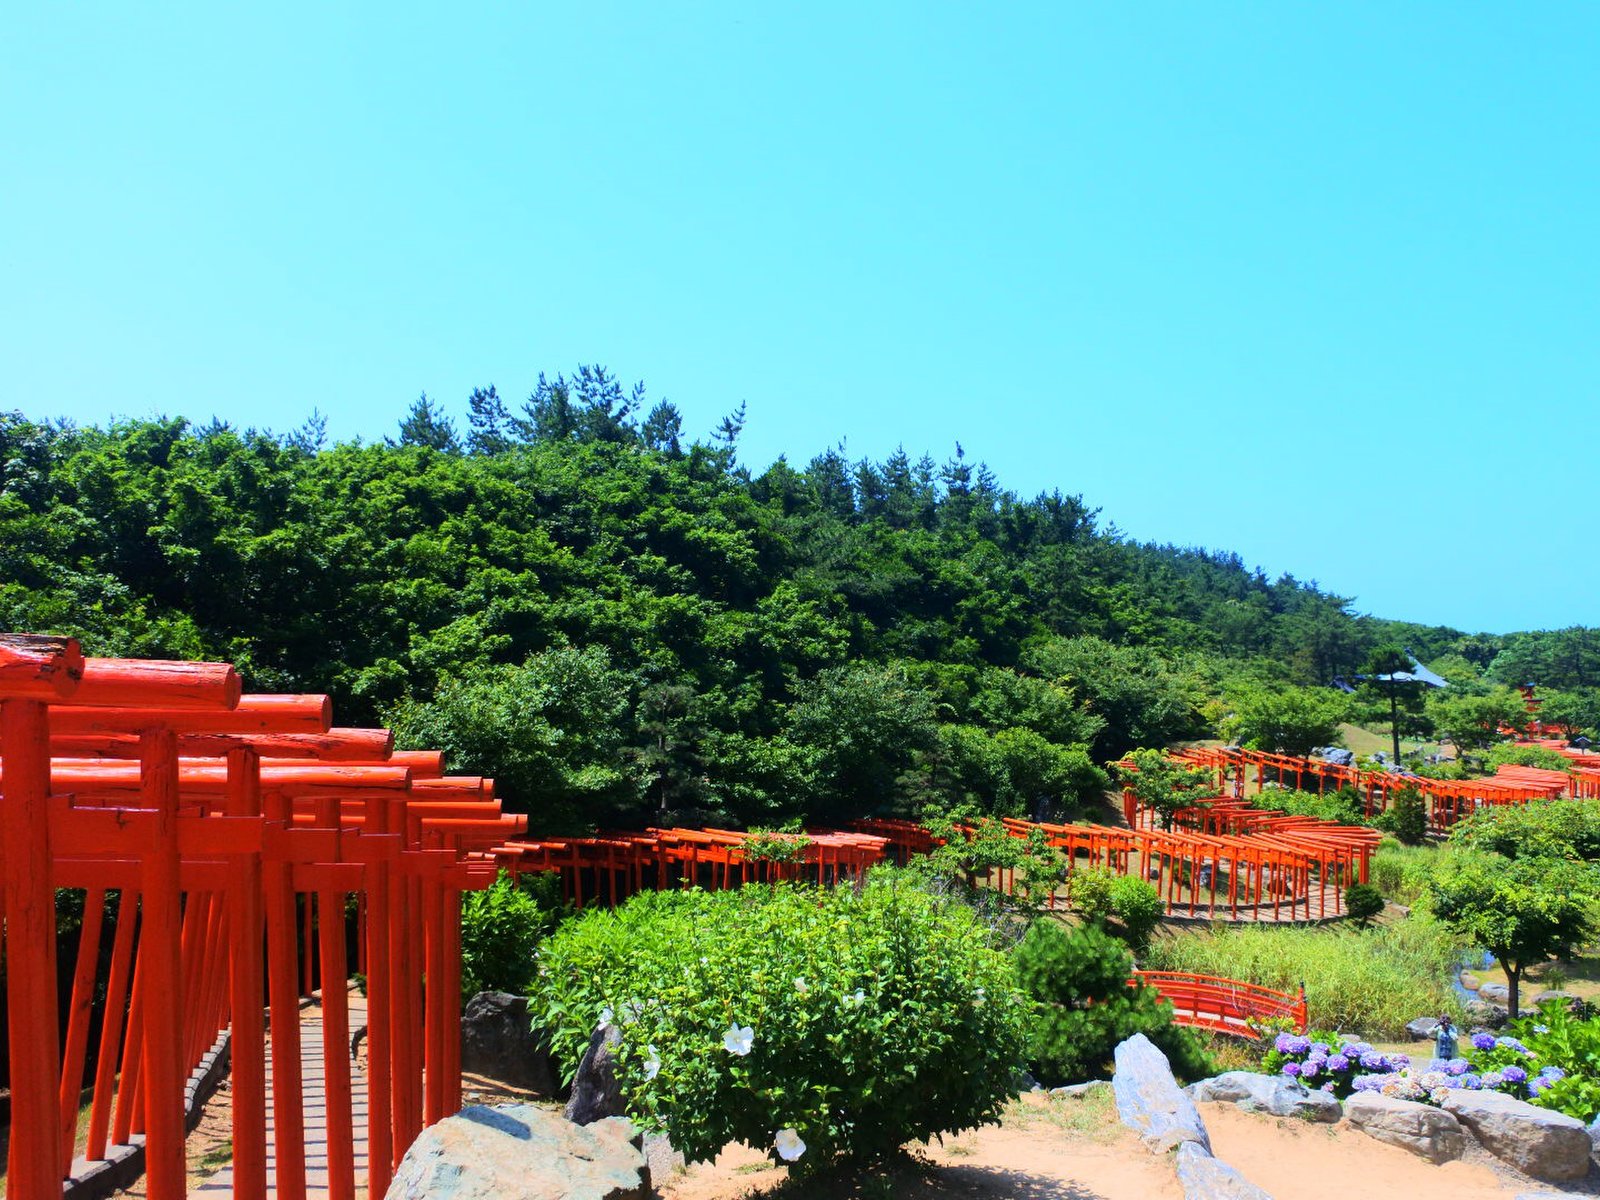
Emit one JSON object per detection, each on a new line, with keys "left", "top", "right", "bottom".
{"left": 1263, "top": 1001, "right": 1598, "bottom": 1120}
{"left": 528, "top": 871, "right": 1029, "bottom": 1168}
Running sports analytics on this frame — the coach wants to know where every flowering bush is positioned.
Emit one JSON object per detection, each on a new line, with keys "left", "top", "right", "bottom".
{"left": 1264, "top": 1005, "right": 1594, "bottom": 1117}
{"left": 1262, "top": 1030, "right": 1406, "bottom": 1099}
{"left": 528, "top": 872, "right": 1029, "bottom": 1167}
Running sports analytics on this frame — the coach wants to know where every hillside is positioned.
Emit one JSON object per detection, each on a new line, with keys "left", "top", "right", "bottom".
{"left": 1, "top": 376, "right": 1590, "bottom": 832}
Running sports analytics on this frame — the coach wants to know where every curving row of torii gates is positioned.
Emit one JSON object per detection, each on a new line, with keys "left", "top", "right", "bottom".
{"left": 0, "top": 633, "right": 524, "bottom": 1200}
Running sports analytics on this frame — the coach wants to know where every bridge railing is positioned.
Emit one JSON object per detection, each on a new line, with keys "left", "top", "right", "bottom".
{"left": 1132, "top": 969, "right": 1307, "bottom": 1036}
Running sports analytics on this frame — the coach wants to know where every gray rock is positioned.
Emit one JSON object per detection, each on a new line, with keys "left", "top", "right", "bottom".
{"left": 1460, "top": 972, "right": 1483, "bottom": 991}
{"left": 1188, "top": 1072, "right": 1340, "bottom": 1123}
{"left": 1441, "top": 1089, "right": 1591, "bottom": 1182}
{"left": 1174, "top": 1141, "right": 1274, "bottom": 1200}
{"left": 1477, "top": 982, "right": 1512, "bottom": 1004}
{"left": 564, "top": 1024, "right": 626, "bottom": 1125}
{"left": 461, "top": 991, "right": 560, "bottom": 1094}
{"left": 1113, "top": 1033, "right": 1211, "bottom": 1154}
{"left": 386, "top": 1106, "right": 649, "bottom": 1200}
{"left": 1465, "top": 1000, "right": 1511, "bottom": 1029}
{"left": 1588, "top": 1116, "right": 1600, "bottom": 1170}
{"left": 642, "top": 1132, "right": 685, "bottom": 1182}
{"left": 1344, "top": 1092, "right": 1466, "bottom": 1164}
{"left": 1317, "top": 748, "right": 1354, "bottom": 766}
{"left": 1514, "top": 1193, "right": 1591, "bottom": 1200}
{"left": 1405, "top": 1016, "right": 1440, "bottom": 1041}
{"left": 1050, "top": 1080, "right": 1109, "bottom": 1098}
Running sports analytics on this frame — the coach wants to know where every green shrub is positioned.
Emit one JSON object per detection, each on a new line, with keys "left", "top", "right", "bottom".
{"left": 1014, "top": 920, "right": 1210, "bottom": 1085}
{"left": 1375, "top": 785, "right": 1428, "bottom": 846}
{"left": 1343, "top": 883, "right": 1385, "bottom": 926}
{"left": 460, "top": 870, "right": 565, "bottom": 996}
{"left": 1068, "top": 866, "right": 1116, "bottom": 924}
{"left": 1109, "top": 876, "right": 1163, "bottom": 950}
{"left": 528, "top": 874, "right": 1029, "bottom": 1168}
{"left": 1142, "top": 917, "right": 1467, "bottom": 1040}
{"left": 1250, "top": 786, "right": 1362, "bottom": 824}
{"left": 1483, "top": 744, "right": 1576, "bottom": 774}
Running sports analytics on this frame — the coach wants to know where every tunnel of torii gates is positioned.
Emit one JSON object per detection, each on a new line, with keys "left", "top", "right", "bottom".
{"left": 0, "top": 633, "right": 525, "bottom": 1200}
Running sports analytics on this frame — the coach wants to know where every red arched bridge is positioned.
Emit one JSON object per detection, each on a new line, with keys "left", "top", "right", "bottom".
{"left": 1132, "top": 971, "right": 1307, "bottom": 1036}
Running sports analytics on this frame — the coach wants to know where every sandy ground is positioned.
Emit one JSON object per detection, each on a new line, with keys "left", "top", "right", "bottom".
{"left": 651, "top": 1090, "right": 1580, "bottom": 1200}
{"left": 657, "top": 1091, "right": 1183, "bottom": 1200}
{"left": 1201, "top": 1102, "right": 1541, "bottom": 1200}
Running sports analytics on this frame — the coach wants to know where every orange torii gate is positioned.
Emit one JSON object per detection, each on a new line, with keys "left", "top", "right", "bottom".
{"left": 0, "top": 634, "right": 522, "bottom": 1200}
{"left": 496, "top": 826, "right": 890, "bottom": 909}
{"left": 1167, "top": 745, "right": 1573, "bottom": 835}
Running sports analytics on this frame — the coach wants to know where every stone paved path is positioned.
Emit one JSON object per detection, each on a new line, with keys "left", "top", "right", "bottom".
{"left": 195, "top": 994, "right": 369, "bottom": 1199}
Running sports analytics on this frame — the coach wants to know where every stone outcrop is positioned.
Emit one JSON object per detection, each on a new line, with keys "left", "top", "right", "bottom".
{"left": 461, "top": 991, "right": 559, "bottom": 1094}
{"left": 386, "top": 1105, "right": 649, "bottom": 1200}
{"left": 1113, "top": 1033, "right": 1211, "bottom": 1154}
{"left": 1344, "top": 1092, "right": 1466, "bottom": 1164}
{"left": 1441, "top": 1089, "right": 1592, "bottom": 1182}
{"left": 565, "top": 1024, "right": 626, "bottom": 1125}
{"left": 1174, "top": 1142, "right": 1274, "bottom": 1200}
{"left": 1188, "top": 1072, "right": 1340, "bottom": 1123}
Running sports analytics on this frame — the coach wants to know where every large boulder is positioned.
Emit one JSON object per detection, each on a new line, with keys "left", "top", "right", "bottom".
{"left": 1589, "top": 1116, "right": 1600, "bottom": 1171}
{"left": 1405, "top": 1016, "right": 1440, "bottom": 1041}
{"left": 1441, "top": 1089, "right": 1592, "bottom": 1182}
{"left": 461, "top": 991, "right": 559, "bottom": 1094}
{"left": 1477, "top": 982, "right": 1511, "bottom": 1005}
{"left": 1465, "top": 1000, "right": 1511, "bottom": 1030}
{"left": 565, "top": 1024, "right": 626, "bottom": 1125}
{"left": 1344, "top": 1092, "right": 1466, "bottom": 1164}
{"left": 386, "top": 1105, "right": 649, "bottom": 1200}
{"left": 1113, "top": 1033, "right": 1211, "bottom": 1154}
{"left": 1174, "top": 1141, "right": 1273, "bottom": 1200}
{"left": 1188, "top": 1072, "right": 1340, "bottom": 1123}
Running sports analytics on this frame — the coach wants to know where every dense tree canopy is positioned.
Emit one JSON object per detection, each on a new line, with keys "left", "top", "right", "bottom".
{"left": 1, "top": 376, "right": 1578, "bottom": 832}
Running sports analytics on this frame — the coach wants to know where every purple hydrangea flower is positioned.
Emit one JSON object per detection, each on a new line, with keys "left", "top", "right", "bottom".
{"left": 1460, "top": 1073, "right": 1482, "bottom": 1089}
{"left": 1351, "top": 1074, "right": 1386, "bottom": 1092}
{"left": 1471, "top": 1032, "right": 1497, "bottom": 1051}
{"left": 1327, "top": 1054, "right": 1351, "bottom": 1072}
{"left": 1274, "top": 1033, "right": 1297, "bottom": 1054}
{"left": 1495, "top": 1036, "right": 1529, "bottom": 1055}
{"left": 1539, "top": 1066, "right": 1567, "bottom": 1082}
{"left": 1529, "top": 1078, "right": 1547, "bottom": 1097}
{"left": 1281, "top": 1062, "right": 1302, "bottom": 1077}
{"left": 1284, "top": 1035, "right": 1312, "bottom": 1055}
{"left": 1482, "top": 1071, "right": 1505, "bottom": 1088}
{"left": 1310, "top": 1042, "right": 1331, "bottom": 1057}
{"left": 1300, "top": 1061, "right": 1320, "bottom": 1079}
{"left": 1359, "top": 1051, "right": 1386, "bottom": 1070}
{"left": 1501, "top": 1065, "right": 1527, "bottom": 1084}
{"left": 1445, "top": 1058, "right": 1470, "bottom": 1076}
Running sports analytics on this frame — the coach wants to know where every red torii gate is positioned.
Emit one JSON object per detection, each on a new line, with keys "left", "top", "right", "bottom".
{"left": 0, "top": 634, "right": 524, "bottom": 1200}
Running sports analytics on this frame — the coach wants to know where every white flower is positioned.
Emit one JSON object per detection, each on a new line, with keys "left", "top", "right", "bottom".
{"left": 843, "top": 988, "right": 867, "bottom": 1007}
{"left": 700, "top": 956, "right": 709, "bottom": 965}
{"left": 794, "top": 977, "right": 809, "bottom": 994}
{"left": 598, "top": 1006, "right": 614, "bottom": 1029}
{"left": 973, "top": 986, "right": 987, "bottom": 1007}
{"left": 723, "top": 1022, "right": 755, "bottom": 1056}
{"left": 774, "top": 1127, "right": 807, "bottom": 1162}
{"left": 643, "top": 1045, "right": 661, "bottom": 1081}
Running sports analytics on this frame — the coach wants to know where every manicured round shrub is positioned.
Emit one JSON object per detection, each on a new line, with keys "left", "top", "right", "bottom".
{"left": 1014, "top": 919, "right": 1210, "bottom": 1085}
{"left": 1109, "top": 875, "right": 1163, "bottom": 950}
{"left": 1343, "top": 882, "right": 1385, "bottom": 927}
{"left": 528, "top": 873, "right": 1029, "bottom": 1168}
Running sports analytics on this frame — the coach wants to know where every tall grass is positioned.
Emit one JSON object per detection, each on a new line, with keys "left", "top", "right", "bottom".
{"left": 1143, "top": 917, "right": 1469, "bottom": 1039}
{"left": 1369, "top": 841, "right": 1445, "bottom": 906}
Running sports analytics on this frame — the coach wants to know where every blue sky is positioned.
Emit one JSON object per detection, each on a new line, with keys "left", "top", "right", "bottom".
{"left": 5, "top": 4, "right": 1596, "bottom": 635}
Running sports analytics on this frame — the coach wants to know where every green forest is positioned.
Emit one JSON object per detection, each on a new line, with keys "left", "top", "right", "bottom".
{"left": 4, "top": 370, "right": 1597, "bottom": 834}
